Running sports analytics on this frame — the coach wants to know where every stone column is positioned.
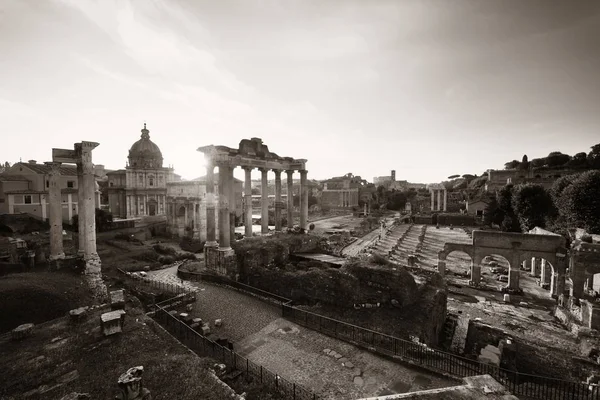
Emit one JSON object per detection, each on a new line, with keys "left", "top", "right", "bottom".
{"left": 364, "top": 202, "right": 367, "bottom": 216}
{"left": 46, "top": 162, "right": 65, "bottom": 260}
{"left": 443, "top": 189, "right": 447, "bottom": 212}
{"left": 530, "top": 257, "right": 539, "bottom": 277}
{"left": 540, "top": 259, "right": 551, "bottom": 287}
{"left": 136, "top": 196, "right": 140, "bottom": 216}
{"left": 286, "top": 170, "right": 294, "bottom": 229}
{"left": 218, "top": 164, "right": 231, "bottom": 249}
{"left": 260, "top": 168, "right": 269, "bottom": 234}
{"left": 437, "top": 190, "right": 441, "bottom": 211}
{"left": 205, "top": 164, "right": 217, "bottom": 247}
{"left": 77, "top": 163, "right": 86, "bottom": 256}
{"left": 586, "top": 275, "right": 595, "bottom": 292}
{"left": 300, "top": 170, "right": 308, "bottom": 231}
{"left": 228, "top": 166, "right": 236, "bottom": 241}
{"left": 184, "top": 202, "right": 188, "bottom": 233}
{"left": 274, "top": 169, "right": 282, "bottom": 231}
{"left": 80, "top": 142, "right": 99, "bottom": 258}
{"left": 243, "top": 167, "right": 253, "bottom": 238}
{"left": 429, "top": 189, "right": 434, "bottom": 211}
{"left": 507, "top": 253, "right": 521, "bottom": 291}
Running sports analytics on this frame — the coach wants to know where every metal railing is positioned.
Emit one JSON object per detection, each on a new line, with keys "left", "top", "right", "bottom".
{"left": 282, "top": 304, "right": 599, "bottom": 400}
{"left": 153, "top": 305, "right": 318, "bottom": 400}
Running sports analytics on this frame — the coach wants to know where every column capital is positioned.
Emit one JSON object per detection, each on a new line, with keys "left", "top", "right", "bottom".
{"left": 259, "top": 167, "right": 269, "bottom": 173}
{"left": 285, "top": 169, "right": 295, "bottom": 175}
{"left": 299, "top": 169, "right": 308, "bottom": 175}
{"left": 242, "top": 166, "right": 254, "bottom": 172}
{"left": 44, "top": 161, "right": 62, "bottom": 173}
{"left": 272, "top": 168, "right": 282, "bottom": 174}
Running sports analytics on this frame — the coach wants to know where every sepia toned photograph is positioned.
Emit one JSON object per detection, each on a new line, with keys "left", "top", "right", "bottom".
{"left": 1, "top": 1, "right": 599, "bottom": 399}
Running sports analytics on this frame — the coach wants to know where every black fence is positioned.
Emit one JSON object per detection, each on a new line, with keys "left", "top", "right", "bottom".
{"left": 153, "top": 306, "right": 319, "bottom": 400}
{"left": 282, "top": 304, "right": 599, "bottom": 400}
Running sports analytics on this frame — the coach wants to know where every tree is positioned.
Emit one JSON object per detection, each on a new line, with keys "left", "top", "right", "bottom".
{"left": 496, "top": 185, "right": 520, "bottom": 232}
{"left": 520, "top": 155, "right": 529, "bottom": 170}
{"left": 462, "top": 174, "right": 476, "bottom": 180}
{"left": 568, "top": 152, "right": 589, "bottom": 168}
{"left": 448, "top": 174, "right": 460, "bottom": 179}
{"left": 556, "top": 171, "right": 600, "bottom": 233}
{"left": 504, "top": 160, "right": 520, "bottom": 170}
{"left": 483, "top": 197, "right": 503, "bottom": 226}
{"left": 387, "top": 191, "right": 407, "bottom": 211}
{"left": 251, "top": 188, "right": 261, "bottom": 195}
{"left": 588, "top": 143, "right": 600, "bottom": 169}
{"left": 546, "top": 151, "right": 571, "bottom": 168}
{"left": 530, "top": 158, "right": 546, "bottom": 168}
{"left": 511, "top": 184, "right": 554, "bottom": 231}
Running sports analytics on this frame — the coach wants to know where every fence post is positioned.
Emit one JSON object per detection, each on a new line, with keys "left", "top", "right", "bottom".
{"left": 293, "top": 383, "right": 296, "bottom": 400}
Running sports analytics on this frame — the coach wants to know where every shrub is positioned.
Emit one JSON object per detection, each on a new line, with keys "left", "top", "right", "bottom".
{"left": 180, "top": 237, "right": 205, "bottom": 253}
{"left": 176, "top": 252, "right": 197, "bottom": 261}
{"left": 158, "top": 255, "right": 175, "bottom": 264}
{"left": 371, "top": 253, "right": 390, "bottom": 266}
{"left": 153, "top": 244, "right": 178, "bottom": 256}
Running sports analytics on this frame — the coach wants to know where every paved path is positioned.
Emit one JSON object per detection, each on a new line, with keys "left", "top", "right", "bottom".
{"left": 144, "top": 267, "right": 456, "bottom": 399}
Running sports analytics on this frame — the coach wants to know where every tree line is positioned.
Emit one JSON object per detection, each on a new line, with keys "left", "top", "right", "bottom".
{"left": 484, "top": 170, "right": 600, "bottom": 235}
{"left": 504, "top": 143, "right": 600, "bottom": 171}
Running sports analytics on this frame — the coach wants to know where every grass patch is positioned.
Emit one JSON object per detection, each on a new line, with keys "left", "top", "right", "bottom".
{"left": 0, "top": 303, "right": 234, "bottom": 400}
{"left": 0, "top": 271, "right": 95, "bottom": 334}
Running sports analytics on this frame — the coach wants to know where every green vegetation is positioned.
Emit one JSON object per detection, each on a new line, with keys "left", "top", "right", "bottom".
{"left": 484, "top": 170, "right": 600, "bottom": 234}
{"left": 503, "top": 143, "right": 600, "bottom": 171}
{"left": 71, "top": 208, "right": 113, "bottom": 232}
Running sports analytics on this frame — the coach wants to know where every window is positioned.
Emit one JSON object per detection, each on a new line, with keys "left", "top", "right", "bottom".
{"left": 476, "top": 210, "right": 483, "bottom": 217}
{"left": 46, "top": 180, "right": 49, "bottom": 188}
{"left": 24, "top": 195, "right": 32, "bottom": 204}
{"left": 110, "top": 182, "right": 114, "bottom": 187}
{"left": 149, "top": 176, "right": 154, "bottom": 186}
{"left": 67, "top": 181, "right": 74, "bottom": 188}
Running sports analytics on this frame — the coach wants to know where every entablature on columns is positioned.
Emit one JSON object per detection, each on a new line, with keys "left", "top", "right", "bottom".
{"left": 198, "top": 139, "right": 307, "bottom": 172}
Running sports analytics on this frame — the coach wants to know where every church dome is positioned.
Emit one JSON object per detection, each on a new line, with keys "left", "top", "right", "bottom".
{"left": 128, "top": 123, "right": 163, "bottom": 168}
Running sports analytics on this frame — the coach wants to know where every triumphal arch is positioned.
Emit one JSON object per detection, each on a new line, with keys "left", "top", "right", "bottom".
{"left": 197, "top": 138, "right": 308, "bottom": 278}
{"left": 438, "top": 230, "right": 568, "bottom": 297}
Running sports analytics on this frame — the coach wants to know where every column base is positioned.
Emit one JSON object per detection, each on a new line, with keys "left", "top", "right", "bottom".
{"left": 205, "top": 246, "right": 237, "bottom": 279}
{"left": 48, "top": 253, "right": 66, "bottom": 261}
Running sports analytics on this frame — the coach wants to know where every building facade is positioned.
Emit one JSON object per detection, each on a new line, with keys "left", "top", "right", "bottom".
{"left": 0, "top": 161, "right": 101, "bottom": 223}
{"left": 166, "top": 175, "right": 243, "bottom": 240}
{"left": 107, "top": 124, "right": 178, "bottom": 219}
{"left": 321, "top": 173, "right": 362, "bottom": 210}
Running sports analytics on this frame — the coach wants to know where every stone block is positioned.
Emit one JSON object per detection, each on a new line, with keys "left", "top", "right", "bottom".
{"left": 11, "top": 323, "right": 34, "bottom": 341}
{"left": 178, "top": 312, "right": 189, "bottom": 321}
{"left": 201, "top": 325, "right": 211, "bottom": 335}
{"left": 101, "top": 310, "right": 126, "bottom": 336}
{"left": 192, "top": 317, "right": 203, "bottom": 325}
{"left": 110, "top": 289, "right": 125, "bottom": 310}
{"left": 503, "top": 294, "right": 510, "bottom": 303}
{"left": 190, "top": 322, "right": 200, "bottom": 330}
{"left": 69, "top": 307, "right": 89, "bottom": 322}
{"left": 185, "top": 303, "right": 193, "bottom": 312}
{"left": 214, "top": 319, "right": 223, "bottom": 327}
{"left": 168, "top": 310, "right": 177, "bottom": 317}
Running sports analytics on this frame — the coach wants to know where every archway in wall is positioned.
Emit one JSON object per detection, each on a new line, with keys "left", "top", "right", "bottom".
{"left": 478, "top": 253, "right": 511, "bottom": 287}
{"left": 444, "top": 250, "right": 472, "bottom": 277}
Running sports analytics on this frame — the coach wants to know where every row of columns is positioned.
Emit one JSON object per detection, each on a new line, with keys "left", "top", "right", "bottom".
{"left": 126, "top": 194, "right": 165, "bottom": 217}
{"left": 47, "top": 142, "right": 98, "bottom": 261}
{"left": 430, "top": 189, "right": 447, "bottom": 212}
{"left": 206, "top": 164, "right": 309, "bottom": 251}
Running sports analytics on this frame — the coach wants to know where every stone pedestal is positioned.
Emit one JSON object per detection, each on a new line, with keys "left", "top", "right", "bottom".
{"left": 205, "top": 246, "right": 237, "bottom": 279}
{"left": 110, "top": 289, "right": 126, "bottom": 310}
{"left": 11, "top": 323, "right": 34, "bottom": 340}
{"left": 530, "top": 257, "right": 539, "bottom": 277}
{"left": 69, "top": 307, "right": 89, "bottom": 322}
{"left": 540, "top": 259, "right": 551, "bottom": 288}
{"left": 116, "top": 366, "right": 151, "bottom": 400}
{"left": 101, "top": 310, "right": 126, "bottom": 336}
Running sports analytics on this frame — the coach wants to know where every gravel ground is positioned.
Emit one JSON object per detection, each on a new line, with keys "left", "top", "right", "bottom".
{"left": 187, "top": 281, "right": 281, "bottom": 342}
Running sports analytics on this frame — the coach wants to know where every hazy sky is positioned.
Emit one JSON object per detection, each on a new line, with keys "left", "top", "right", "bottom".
{"left": 1, "top": 0, "right": 599, "bottom": 183}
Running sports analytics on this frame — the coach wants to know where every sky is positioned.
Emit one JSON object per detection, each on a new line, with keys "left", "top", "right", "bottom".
{"left": 1, "top": 0, "right": 599, "bottom": 183}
